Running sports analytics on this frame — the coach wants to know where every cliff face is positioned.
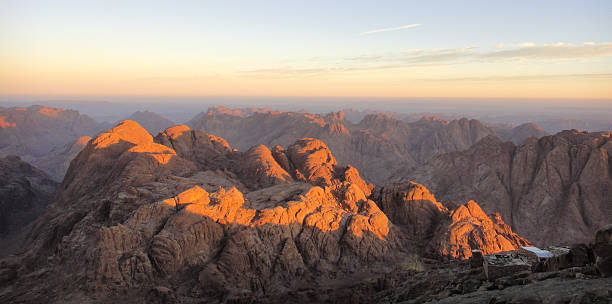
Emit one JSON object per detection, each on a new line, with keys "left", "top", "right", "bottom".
{"left": 0, "top": 121, "right": 528, "bottom": 303}
{"left": 188, "top": 108, "right": 498, "bottom": 183}
{"left": 373, "top": 182, "right": 529, "bottom": 260}
{"left": 0, "top": 155, "right": 58, "bottom": 256}
{"left": 406, "top": 130, "right": 612, "bottom": 246}
{"left": 0, "top": 105, "right": 102, "bottom": 180}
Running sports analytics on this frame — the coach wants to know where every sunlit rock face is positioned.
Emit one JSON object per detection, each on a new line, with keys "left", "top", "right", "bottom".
{"left": 405, "top": 130, "right": 612, "bottom": 246}
{"left": 433, "top": 201, "right": 530, "bottom": 259}
{"left": 374, "top": 182, "right": 528, "bottom": 259}
{"left": 0, "top": 121, "right": 529, "bottom": 303}
{"left": 0, "top": 105, "right": 102, "bottom": 180}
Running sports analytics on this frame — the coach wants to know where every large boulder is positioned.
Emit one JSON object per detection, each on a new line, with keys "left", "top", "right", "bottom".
{"left": 594, "top": 224, "right": 612, "bottom": 277}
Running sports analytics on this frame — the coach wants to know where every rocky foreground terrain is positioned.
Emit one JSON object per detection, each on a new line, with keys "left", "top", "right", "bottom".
{"left": 405, "top": 130, "right": 612, "bottom": 246}
{"left": 0, "top": 121, "right": 545, "bottom": 303}
{"left": 188, "top": 107, "right": 546, "bottom": 184}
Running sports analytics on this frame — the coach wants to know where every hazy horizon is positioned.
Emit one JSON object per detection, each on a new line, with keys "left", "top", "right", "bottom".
{"left": 2, "top": 96, "right": 612, "bottom": 128}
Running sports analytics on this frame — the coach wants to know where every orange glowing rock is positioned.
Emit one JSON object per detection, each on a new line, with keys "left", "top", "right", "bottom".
{"left": 92, "top": 120, "right": 153, "bottom": 149}
{"left": 0, "top": 116, "right": 16, "bottom": 128}
{"left": 162, "top": 124, "right": 191, "bottom": 140}
{"left": 439, "top": 200, "right": 530, "bottom": 259}
{"left": 128, "top": 142, "right": 177, "bottom": 164}
{"left": 37, "top": 106, "right": 64, "bottom": 117}
{"left": 162, "top": 183, "right": 390, "bottom": 240}
{"left": 75, "top": 136, "right": 92, "bottom": 146}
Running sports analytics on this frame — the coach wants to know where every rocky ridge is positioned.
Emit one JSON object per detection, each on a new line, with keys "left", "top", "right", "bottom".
{"left": 188, "top": 108, "right": 500, "bottom": 183}
{"left": 489, "top": 122, "right": 549, "bottom": 144}
{"left": 405, "top": 130, "right": 612, "bottom": 246}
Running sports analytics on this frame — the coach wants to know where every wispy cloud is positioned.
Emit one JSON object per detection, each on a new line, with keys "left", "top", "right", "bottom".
{"left": 242, "top": 42, "right": 612, "bottom": 77}
{"left": 482, "top": 42, "right": 612, "bottom": 61}
{"left": 359, "top": 24, "right": 422, "bottom": 35}
{"left": 418, "top": 73, "right": 612, "bottom": 82}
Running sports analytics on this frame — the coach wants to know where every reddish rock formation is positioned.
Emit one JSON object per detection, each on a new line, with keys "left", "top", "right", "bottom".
{"left": 374, "top": 182, "right": 528, "bottom": 259}
{"left": 0, "top": 121, "right": 530, "bottom": 303}
{"left": 405, "top": 130, "right": 612, "bottom": 245}
{"left": 239, "top": 145, "right": 293, "bottom": 189}
{"left": 434, "top": 201, "right": 530, "bottom": 259}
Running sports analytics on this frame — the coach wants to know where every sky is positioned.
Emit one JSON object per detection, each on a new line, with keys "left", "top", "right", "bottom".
{"left": 1, "top": 0, "right": 611, "bottom": 100}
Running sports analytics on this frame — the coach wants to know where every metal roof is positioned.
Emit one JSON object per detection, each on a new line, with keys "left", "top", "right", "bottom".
{"left": 520, "top": 246, "right": 553, "bottom": 258}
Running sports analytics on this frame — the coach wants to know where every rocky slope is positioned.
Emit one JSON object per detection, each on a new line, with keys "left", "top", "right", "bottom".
{"left": 188, "top": 108, "right": 498, "bottom": 183}
{"left": 0, "top": 121, "right": 528, "bottom": 303}
{"left": 404, "top": 130, "right": 612, "bottom": 246}
{"left": 490, "top": 122, "right": 549, "bottom": 144}
{"left": 27, "top": 136, "right": 92, "bottom": 181}
{"left": 124, "top": 111, "right": 175, "bottom": 135}
{"left": 0, "top": 156, "right": 58, "bottom": 256}
{"left": 0, "top": 105, "right": 102, "bottom": 179}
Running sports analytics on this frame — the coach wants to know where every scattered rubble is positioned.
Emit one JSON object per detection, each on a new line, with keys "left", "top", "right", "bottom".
{"left": 483, "top": 252, "right": 531, "bottom": 281}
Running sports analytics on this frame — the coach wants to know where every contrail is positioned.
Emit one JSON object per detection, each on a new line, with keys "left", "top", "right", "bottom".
{"left": 360, "top": 24, "right": 422, "bottom": 35}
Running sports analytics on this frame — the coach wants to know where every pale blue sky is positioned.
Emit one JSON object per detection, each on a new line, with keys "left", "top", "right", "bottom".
{"left": 1, "top": 0, "right": 611, "bottom": 99}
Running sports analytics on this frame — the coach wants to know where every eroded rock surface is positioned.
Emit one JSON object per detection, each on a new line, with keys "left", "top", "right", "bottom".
{"left": 405, "top": 130, "right": 612, "bottom": 245}
{"left": 0, "top": 155, "right": 58, "bottom": 256}
{"left": 374, "top": 182, "right": 529, "bottom": 260}
{"left": 0, "top": 121, "right": 531, "bottom": 303}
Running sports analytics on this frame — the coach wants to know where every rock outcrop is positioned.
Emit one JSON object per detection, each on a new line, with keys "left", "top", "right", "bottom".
{"left": 405, "top": 130, "right": 612, "bottom": 245}
{"left": 594, "top": 224, "right": 612, "bottom": 277}
{"left": 0, "top": 121, "right": 528, "bottom": 303}
{"left": 434, "top": 201, "right": 530, "bottom": 259}
{"left": 374, "top": 182, "right": 529, "bottom": 260}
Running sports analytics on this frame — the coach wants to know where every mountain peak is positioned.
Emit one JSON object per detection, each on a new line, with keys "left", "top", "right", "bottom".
{"left": 92, "top": 120, "right": 152, "bottom": 149}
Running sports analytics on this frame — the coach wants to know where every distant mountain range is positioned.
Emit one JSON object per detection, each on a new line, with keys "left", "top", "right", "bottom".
{"left": 188, "top": 107, "right": 550, "bottom": 183}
